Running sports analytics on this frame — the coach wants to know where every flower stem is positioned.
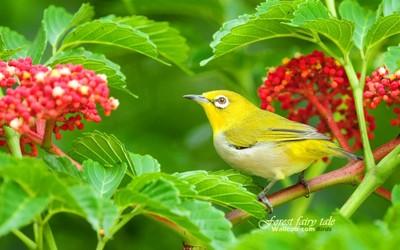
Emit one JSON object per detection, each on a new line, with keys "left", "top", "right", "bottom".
{"left": 4, "top": 126, "right": 22, "bottom": 158}
{"left": 305, "top": 91, "right": 351, "bottom": 151}
{"left": 26, "top": 130, "right": 82, "bottom": 170}
{"left": 42, "top": 119, "right": 56, "bottom": 150}
{"left": 340, "top": 144, "right": 400, "bottom": 217}
{"left": 343, "top": 59, "right": 375, "bottom": 170}
{"left": 95, "top": 206, "right": 142, "bottom": 250}
{"left": 325, "top": 0, "right": 337, "bottom": 17}
{"left": 34, "top": 216, "right": 44, "bottom": 250}
{"left": 226, "top": 138, "right": 399, "bottom": 223}
{"left": 12, "top": 229, "right": 37, "bottom": 249}
{"left": 44, "top": 223, "right": 58, "bottom": 250}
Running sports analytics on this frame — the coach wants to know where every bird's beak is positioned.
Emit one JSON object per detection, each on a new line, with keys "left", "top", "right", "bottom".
{"left": 183, "top": 94, "right": 210, "bottom": 104}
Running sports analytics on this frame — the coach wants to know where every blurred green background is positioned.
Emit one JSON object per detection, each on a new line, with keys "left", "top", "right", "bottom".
{"left": 0, "top": 0, "right": 399, "bottom": 249}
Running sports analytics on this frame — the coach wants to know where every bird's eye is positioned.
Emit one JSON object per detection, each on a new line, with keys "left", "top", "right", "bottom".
{"left": 214, "top": 95, "right": 229, "bottom": 109}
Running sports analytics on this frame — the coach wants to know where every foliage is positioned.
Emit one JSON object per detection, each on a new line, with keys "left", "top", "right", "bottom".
{"left": 0, "top": 1, "right": 399, "bottom": 250}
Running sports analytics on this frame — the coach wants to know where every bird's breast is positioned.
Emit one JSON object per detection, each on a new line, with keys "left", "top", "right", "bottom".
{"left": 213, "top": 133, "right": 310, "bottom": 180}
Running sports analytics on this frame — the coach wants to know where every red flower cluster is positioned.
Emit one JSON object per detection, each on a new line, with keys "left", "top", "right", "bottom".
{"left": 0, "top": 58, "right": 119, "bottom": 154}
{"left": 258, "top": 50, "right": 375, "bottom": 151}
{"left": 364, "top": 66, "right": 400, "bottom": 126}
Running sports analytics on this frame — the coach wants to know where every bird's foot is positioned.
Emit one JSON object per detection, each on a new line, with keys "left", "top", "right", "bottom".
{"left": 298, "top": 178, "right": 310, "bottom": 198}
{"left": 257, "top": 192, "right": 273, "bottom": 214}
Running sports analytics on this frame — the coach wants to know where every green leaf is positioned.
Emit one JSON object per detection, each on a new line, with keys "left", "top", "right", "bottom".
{"left": 0, "top": 154, "right": 77, "bottom": 205}
{"left": 176, "top": 171, "right": 265, "bottom": 219}
{"left": 178, "top": 200, "right": 236, "bottom": 250}
{"left": 43, "top": 4, "right": 94, "bottom": 48}
{"left": 115, "top": 177, "right": 235, "bottom": 249}
{"left": 392, "top": 185, "right": 400, "bottom": 205}
{"left": 115, "top": 16, "right": 189, "bottom": 70}
{"left": 291, "top": 0, "right": 329, "bottom": 26}
{"left": 291, "top": 0, "right": 354, "bottom": 56}
{"left": 129, "top": 153, "right": 161, "bottom": 176}
{"left": 383, "top": 45, "right": 400, "bottom": 72}
{"left": 82, "top": 160, "right": 127, "bottom": 198}
{"left": 339, "top": 0, "right": 376, "bottom": 49}
{"left": 0, "top": 181, "right": 49, "bottom": 236}
{"left": 365, "top": 14, "right": 400, "bottom": 53}
{"left": 44, "top": 154, "right": 81, "bottom": 178}
{"left": 116, "top": 173, "right": 195, "bottom": 208}
{"left": 0, "top": 27, "right": 30, "bottom": 58}
{"left": 70, "top": 131, "right": 134, "bottom": 171}
{"left": 304, "top": 19, "right": 354, "bottom": 55}
{"left": 201, "top": 1, "right": 299, "bottom": 65}
{"left": 46, "top": 48, "right": 135, "bottom": 97}
{"left": 213, "top": 169, "right": 258, "bottom": 189}
{"left": 227, "top": 229, "right": 301, "bottom": 250}
{"left": 383, "top": 0, "right": 400, "bottom": 16}
{"left": 27, "top": 27, "right": 47, "bottom": 63}
{"left": 0, "top": 47, "right": 20, "bottom": 60}
{"left": 69, "top": 185, "right": 118, "bottom": 236}
{"left": 60, "top": 20, "right": 161, "bottom": 63}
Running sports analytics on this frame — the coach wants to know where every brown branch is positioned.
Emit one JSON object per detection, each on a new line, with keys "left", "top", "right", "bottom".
{"left": 226, "top": 137, "right": 400, "bottom": 224}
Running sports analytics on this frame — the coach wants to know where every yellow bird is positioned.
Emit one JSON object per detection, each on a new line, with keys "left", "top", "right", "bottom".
{"left": 184, "top": 90, "right": 358, "bottom": 211}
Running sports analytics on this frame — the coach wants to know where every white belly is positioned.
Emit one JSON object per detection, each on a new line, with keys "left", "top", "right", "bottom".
{"left": 213, "top": 133, "right": 310, "bottom": 180}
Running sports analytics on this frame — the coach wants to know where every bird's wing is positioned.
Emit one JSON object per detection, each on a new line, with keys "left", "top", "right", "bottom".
{"left": 223, "top": 111, "right": 329, "bottom": 148}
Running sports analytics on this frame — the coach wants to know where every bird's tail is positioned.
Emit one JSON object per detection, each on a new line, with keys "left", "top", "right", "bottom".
{"left": 330, "top": 146, "right": 363, "bottom": 160}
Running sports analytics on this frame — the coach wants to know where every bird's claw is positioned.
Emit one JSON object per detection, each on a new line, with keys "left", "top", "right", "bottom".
{"left": 299, "top": 178, "right": 310, "bottom": 198}
{"left": 257, "top": 192, "right": 273, "bottom": 214}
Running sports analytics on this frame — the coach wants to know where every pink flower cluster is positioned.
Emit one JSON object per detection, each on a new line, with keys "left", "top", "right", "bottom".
{"left": 364, "top": 66, "right": 400, "bottom": 126}
{"left": 0, "top": 57, "right": 119, "bottom": 154}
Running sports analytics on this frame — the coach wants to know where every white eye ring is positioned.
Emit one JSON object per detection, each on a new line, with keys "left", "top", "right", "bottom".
{"left": 214, "top": 95, "right": 229, "bottom": 109}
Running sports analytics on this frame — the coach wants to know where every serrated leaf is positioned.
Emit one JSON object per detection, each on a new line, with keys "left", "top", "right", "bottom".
{"left": 291, "top": 0, "right": 329, "bottom": 26}
{"left": 82, "top": 160, "right": 127, "bottom": 198}
{"left": 116, "top": 173, "right": 195, "bottom": 208}
{"left": 70, "top": 131, "right": 134, "bottom": 171}
{"left": 0, "top": 48, "right": 20, "bottom": 60}
{"left": 201, "top": 1, "right": 299, "bottom": 65}
{"left": 383, "top": 0, "right": 400, "bottom": 16}
{"left": 0, "top": 27, "right": 30, "bottom": 58}
{"left": 69, "top": 185, "right": 118, "bottom": 236}
{"left": 339, "top": 0, "right": 376, "bottom": 49}
{"left": 46, "top": 48, "right": 135, "bottom": 96}
{"left": 291, "top": 0, "right": 354, "bottom": 56}
{"left": 27, "top": 27, "right": 47, "bottom": 63}
{"left": 213, "top": 169, "right": 258, "bottom": 189}
{"left": 68, "top": 3, "right": 95, "bottom": 30}
{"left": 0, "top": 181, "right": 49, "bottom": 236}
{"left": 176, "top": 170, "right": 265, "bottom": 219}
{"left": 60, "top": 20, "right": 162, "bottom": 63}
{"left": 44, "top": 154, "right": 81, "bottom": 178}
{"left": 0, "top": 153, "right": 77, "bottom": 205}
{"left": 178, "top": 200, "right": 236, "bottom": 250}
{"left": 383, "top": 46, "right": 400, "bottom": 72}
{"left": 365, "top": 14, "right": 400, "bottom": 53}
{"left": 115, "top": 177, "right": 235, "bottom": 249}
{"left": 303, "top": 19, "right": 354, "bottom": 55}
{"left": 43, "top": 4, "right": 94, "bottom": 48}
{"left": 129, "top": 153, "right": 161, "bottom": 176}
{"left": 115, "top": 16, "right": 189, "bottom": 71}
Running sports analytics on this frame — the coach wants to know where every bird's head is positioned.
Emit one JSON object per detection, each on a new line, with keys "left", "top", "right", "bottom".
{"left": 184, "top": 90, "right": 257, "bottom": 133}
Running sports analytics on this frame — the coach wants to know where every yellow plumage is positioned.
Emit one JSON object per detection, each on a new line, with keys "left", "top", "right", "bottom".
{"left": 184, "top": 90, "right": 357, "bottom": 205}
